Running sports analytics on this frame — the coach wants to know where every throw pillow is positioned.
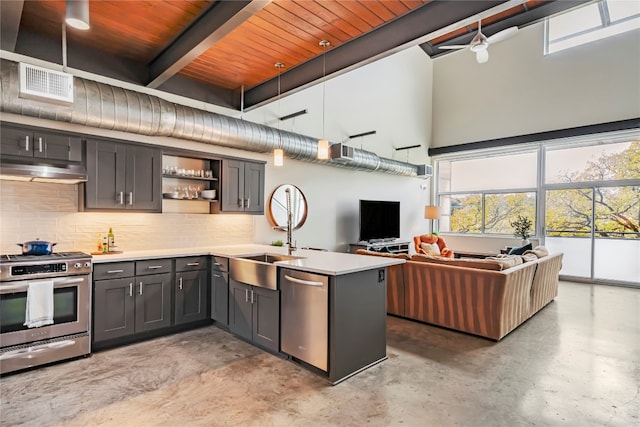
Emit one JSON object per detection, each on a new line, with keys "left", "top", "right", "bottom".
{"left": 485, "top": 254, "right": 523, "bottom": 269}
{"left": 509, "top": 243, "right": 533, "bottom": 255}
{"left": 523, "top": 246, "right": 549, "bottom": 258}
{"left": 420, "top": 242, "right": 441, "bottom": 256}
{"left": 521, "top": 253, "right": 538, "bottom": 263}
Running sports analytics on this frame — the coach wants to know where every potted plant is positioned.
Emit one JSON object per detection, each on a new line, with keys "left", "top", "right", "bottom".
{"left": 510, "top": 215, "right": 532, "bottom": 244}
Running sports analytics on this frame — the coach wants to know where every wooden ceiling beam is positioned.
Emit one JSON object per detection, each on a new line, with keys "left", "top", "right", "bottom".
{"left": 147, "top": 0, "right": 271, "bottom": 89}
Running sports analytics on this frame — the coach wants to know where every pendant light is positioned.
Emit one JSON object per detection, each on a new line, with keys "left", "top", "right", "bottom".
{"left": 317, "top": 40, "right": 330, "bottom": 160}
{"left": 65, "top": 0, "right": 90, "bottom": 30}
{"left": 274, "top": 62, "right": 285, "bottom": 167}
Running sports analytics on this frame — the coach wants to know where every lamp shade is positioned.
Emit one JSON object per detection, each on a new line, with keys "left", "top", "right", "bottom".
{"left": 274, "top": 149, "right": 284, "bottom": 167}
{"left": 317, "top": 139, "right": 329, "bottom": 160}
{"left": 424, "top": 205, "right": 440, "bottom": 220}
{"left": 65, "top": 0, "right": 90, "bottom": 30}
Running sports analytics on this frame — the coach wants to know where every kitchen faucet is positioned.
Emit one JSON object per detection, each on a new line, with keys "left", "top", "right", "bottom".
{"left": 285, "top": 188, "right": 296, "bottom": 255}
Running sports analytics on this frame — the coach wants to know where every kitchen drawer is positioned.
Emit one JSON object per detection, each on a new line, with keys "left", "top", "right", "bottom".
{"left": 211, "top": 256, "right": 229, "bottom": 272}
{"left": 175, "top": 256, "right": 207, "bottom": 272}
{"left": 93, "top": 262, "right": 135, "bottom": 280}
{"left": 135, "top": 258, "right": 172, "bottom": 275}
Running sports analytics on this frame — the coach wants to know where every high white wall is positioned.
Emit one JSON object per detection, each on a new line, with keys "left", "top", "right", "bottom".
{"left": 432, "top": 22, "right": 640, "bottom": 147}
{"left": 247, "top": 47, "right": 434, "bottom": 251}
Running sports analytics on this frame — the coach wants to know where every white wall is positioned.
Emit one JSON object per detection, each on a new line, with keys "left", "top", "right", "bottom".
{"left": 247, "top": 47, "right": 435, "bottom": 251}
{"left": 247, "top": 46, "right": 433, "bottom": 164}
{"left": 432, "top": 22, "right": 640, "bottom": 147}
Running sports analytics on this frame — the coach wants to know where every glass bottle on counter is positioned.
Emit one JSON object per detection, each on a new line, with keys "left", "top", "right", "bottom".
{"left": 107, "top": 228, "right": 115, "bottom": 251}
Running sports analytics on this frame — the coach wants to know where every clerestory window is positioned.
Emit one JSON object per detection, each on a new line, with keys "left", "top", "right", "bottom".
{"left": 545, "top": 0, "right": 640, "bottom": 55}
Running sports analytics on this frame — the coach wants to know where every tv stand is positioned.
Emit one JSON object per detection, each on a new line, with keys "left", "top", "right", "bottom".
{"left": 349, "top": 240, "right": 410, "bottom": 255}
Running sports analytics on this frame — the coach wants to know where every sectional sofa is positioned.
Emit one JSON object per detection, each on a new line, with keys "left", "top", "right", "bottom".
{"left": 356, "top": 248, "right": 563, "bottom": 341}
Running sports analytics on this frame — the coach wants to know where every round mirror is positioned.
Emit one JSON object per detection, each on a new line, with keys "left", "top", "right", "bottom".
{"left": 268, "top": 184, "right": 308, "bottom": 230}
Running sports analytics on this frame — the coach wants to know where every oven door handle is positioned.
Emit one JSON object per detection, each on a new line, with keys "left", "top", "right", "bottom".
{"left": 0, "top": 277, "right": 85, "bottom": 292}
{"left": 0, "top": 340, "right": 76, "bottom": 360}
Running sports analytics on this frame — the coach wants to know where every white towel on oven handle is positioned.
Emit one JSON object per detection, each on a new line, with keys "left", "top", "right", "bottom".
{"left": 23, "top": 280, "right": 54, "bottom": 328}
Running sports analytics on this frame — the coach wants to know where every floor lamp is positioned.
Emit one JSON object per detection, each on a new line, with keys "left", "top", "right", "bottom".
{"left": 424, "top": 205, "right": 440, "bottom": 235}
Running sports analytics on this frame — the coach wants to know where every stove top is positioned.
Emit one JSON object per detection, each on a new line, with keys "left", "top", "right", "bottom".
{"left": 0, "top": 252, "right": 91, "bottom": 263}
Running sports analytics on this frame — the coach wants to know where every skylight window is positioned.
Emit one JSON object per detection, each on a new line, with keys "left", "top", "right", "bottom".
{"left": 545, "top": 0, "right": 640, "bottom": 54}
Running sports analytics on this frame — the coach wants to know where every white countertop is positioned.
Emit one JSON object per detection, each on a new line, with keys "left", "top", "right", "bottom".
{"left": 91, "top": 244, "right": 404, "bottom": 276}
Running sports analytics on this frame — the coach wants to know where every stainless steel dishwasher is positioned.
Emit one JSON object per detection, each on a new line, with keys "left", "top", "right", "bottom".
{"left": 280, "top": 268, "right": 329, "bottom": 372}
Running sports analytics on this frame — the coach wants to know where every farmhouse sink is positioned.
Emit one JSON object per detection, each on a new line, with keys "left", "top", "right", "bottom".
{"left": 230, "top": 253, "right": 304, "bottom": 290}
{"left": 238, "top": 253, "right": 301, "bottom": 263}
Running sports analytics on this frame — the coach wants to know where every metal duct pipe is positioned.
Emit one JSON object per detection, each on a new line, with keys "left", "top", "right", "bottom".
{"left": 0, "top": 60, "right": 419, "bottom": 176}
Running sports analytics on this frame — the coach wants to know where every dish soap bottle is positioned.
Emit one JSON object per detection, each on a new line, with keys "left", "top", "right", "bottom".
{"left": 108, "top": 227, "right": 115, "bottom": 251}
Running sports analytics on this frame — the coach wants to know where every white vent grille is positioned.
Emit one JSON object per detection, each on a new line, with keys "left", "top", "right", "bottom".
{"left": 329, "top": 143, "right": 354, "bottom": 161}
{"left": 19, "top": 63, "right": 74, "bottom": 104}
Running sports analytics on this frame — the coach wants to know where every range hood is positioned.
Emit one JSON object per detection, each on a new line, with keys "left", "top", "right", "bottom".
{"left": 0, "top": 158, "right": 88, "bottom": 184}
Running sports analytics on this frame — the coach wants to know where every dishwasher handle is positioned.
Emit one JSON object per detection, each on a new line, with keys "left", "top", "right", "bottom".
{"left": 283, "top": 275, "right": 324, "bottom": 287}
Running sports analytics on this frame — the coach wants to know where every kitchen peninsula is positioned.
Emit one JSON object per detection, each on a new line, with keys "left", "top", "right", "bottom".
{"left": 92, "top": 244, "right": 404, "bottom": 384}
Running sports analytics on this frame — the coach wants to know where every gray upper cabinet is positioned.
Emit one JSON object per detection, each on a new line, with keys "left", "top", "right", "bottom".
{"left": 84, "top": 139, "right": 162, "bottom": 211}
{"left": 221, "top": 159, "right": 265, "bottom": 214}
{"left": 0, "top": 123, "right": 82, "bottom": 162}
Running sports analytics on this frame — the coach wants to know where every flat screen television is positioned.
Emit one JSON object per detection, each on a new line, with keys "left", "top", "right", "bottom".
{"left": 359, "top": 200, "right": 400, "bottom": 242}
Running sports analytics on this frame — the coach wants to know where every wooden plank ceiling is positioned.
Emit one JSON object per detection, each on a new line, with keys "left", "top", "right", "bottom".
{"left": 9, "top": 0, "right": 589, "bottom": 110}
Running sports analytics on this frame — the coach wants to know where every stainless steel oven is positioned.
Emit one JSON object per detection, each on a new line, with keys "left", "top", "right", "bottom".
{"left": 0, "top": 252, "right": 92, "bottom": 374}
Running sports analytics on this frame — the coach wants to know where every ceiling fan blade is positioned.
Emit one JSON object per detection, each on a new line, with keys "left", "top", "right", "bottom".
{"left": 486, "top": 26, "right": 518, "bottom": 44}
{"left": 438, "top": 45, "right": 468, "bottom": 50}
{"left": 476, "top": 49, "right": 489, "bottom": 64}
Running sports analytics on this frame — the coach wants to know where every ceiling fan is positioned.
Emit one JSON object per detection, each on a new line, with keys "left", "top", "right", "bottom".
{"left": 438, "top": 21, "right": 518, "bottom": 64}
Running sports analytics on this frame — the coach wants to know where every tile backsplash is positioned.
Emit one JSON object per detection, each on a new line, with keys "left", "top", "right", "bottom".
{"left": 0, "top": 181, "right": 253, "bottom": 254}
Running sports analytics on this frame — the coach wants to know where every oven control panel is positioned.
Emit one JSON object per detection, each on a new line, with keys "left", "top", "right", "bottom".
{"left": 1, "top": 258, "right": 92, "bottom": 281}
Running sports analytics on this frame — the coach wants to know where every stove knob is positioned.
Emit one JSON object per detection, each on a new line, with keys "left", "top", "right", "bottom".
{"left": 84, "top": 262, "right": 91, "bottom": 268}
{"left": 74, "top": 262, "right": 82, "bottom": 269}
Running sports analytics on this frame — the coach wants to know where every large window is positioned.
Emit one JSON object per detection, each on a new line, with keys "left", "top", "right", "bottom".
{"left": 434, "top": 132, "right": 640, "bottom": 285}
{"left": 545, "top": 0, "right": 640, "bottom": 55}
{"left": 437, "top": 151, "right": 538, "bottom": 236}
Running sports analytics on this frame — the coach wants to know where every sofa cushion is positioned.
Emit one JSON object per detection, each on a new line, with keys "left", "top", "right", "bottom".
{"left": 355, "top": 249, "right": 411, "bottom": 260}
{"left": 411, "top": 254, "right": 504, "bottom": 271}
{"left": 524, "top": 246, "right": 549, "bottom": 258}
{"left": 420, "top": 242, "right": 441, "bottom": 256}
{"left": 508, "top": 243, "right": 533, "bottom": 255}
{"left": 485, "top": 254, "right": 524, "bottom": 269}
{"left": 521, "top": 253, "right": 538, "bottom": 263}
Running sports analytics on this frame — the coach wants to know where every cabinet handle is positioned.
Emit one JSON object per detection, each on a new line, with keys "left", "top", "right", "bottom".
{"left": 245, "top": 288, "right": 248, "bottom": 302}
{"left": 250, "top": 289, "right": 254, "bottom": 304}
{"left": 179, "top": 277, "right": 183, "bottom": 290}
{"left": 139, "top": 282, "right": 143, "bottom": 295}
{"left": 128, "top": 192, "right": 134, "bottom": 206}
{"left": 147, "top": 265, "right": 163, "bottom": 270}
{"left": 129, "top": 282, "right": 133, "bottom": 297}
{"left": 213, "top": 274, "right": 221, "bottom": 278}
{"left": 118, "top": 192, "right": 124, "bottom": 205}
{"left": 24, "top": 135, "right": 29, "bottom": 152}
{"left": 38, "top": 137, "right": 43, "bottom": 153}
{"left": 106, "top": 269, "right": 124, "bottom": 274}
{"left": 186, "top": 262, "right": 199, "bottom": 267}
{"left": 213, "top": 262, "right": 222, "bottom": 266}
{"left": 246, "top": 198, "right": 250, "bottom": 208}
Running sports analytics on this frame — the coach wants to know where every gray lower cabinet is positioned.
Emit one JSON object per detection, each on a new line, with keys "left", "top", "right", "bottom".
{"left": 84, "top": 138, "right": 162, "bottom": 211}
{"left": 0, "top": 123, "right": 82, "bottom": 162}
{"left": 211, "top": 256, "right": 229, "bottom": 325}
{"left": 93, "top": 260, "right": 172, "bottom": 344}
{"left": 220, "top": 159, "right": 265, "bottom": 214}
{"left": 228, "top": 279, "right": 279, "bottom": 352}
{"left": 175, "top": 256, "right": 209, "bottom": 325}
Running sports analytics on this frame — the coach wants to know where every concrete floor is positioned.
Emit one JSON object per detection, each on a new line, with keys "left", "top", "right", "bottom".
{"left": 1, "top": 281, "right": 638, "bottom": 427}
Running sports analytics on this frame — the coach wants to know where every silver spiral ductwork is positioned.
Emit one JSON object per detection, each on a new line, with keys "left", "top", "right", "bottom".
{"left": 0, "top": 59, "right": 419, "bottom": 176}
